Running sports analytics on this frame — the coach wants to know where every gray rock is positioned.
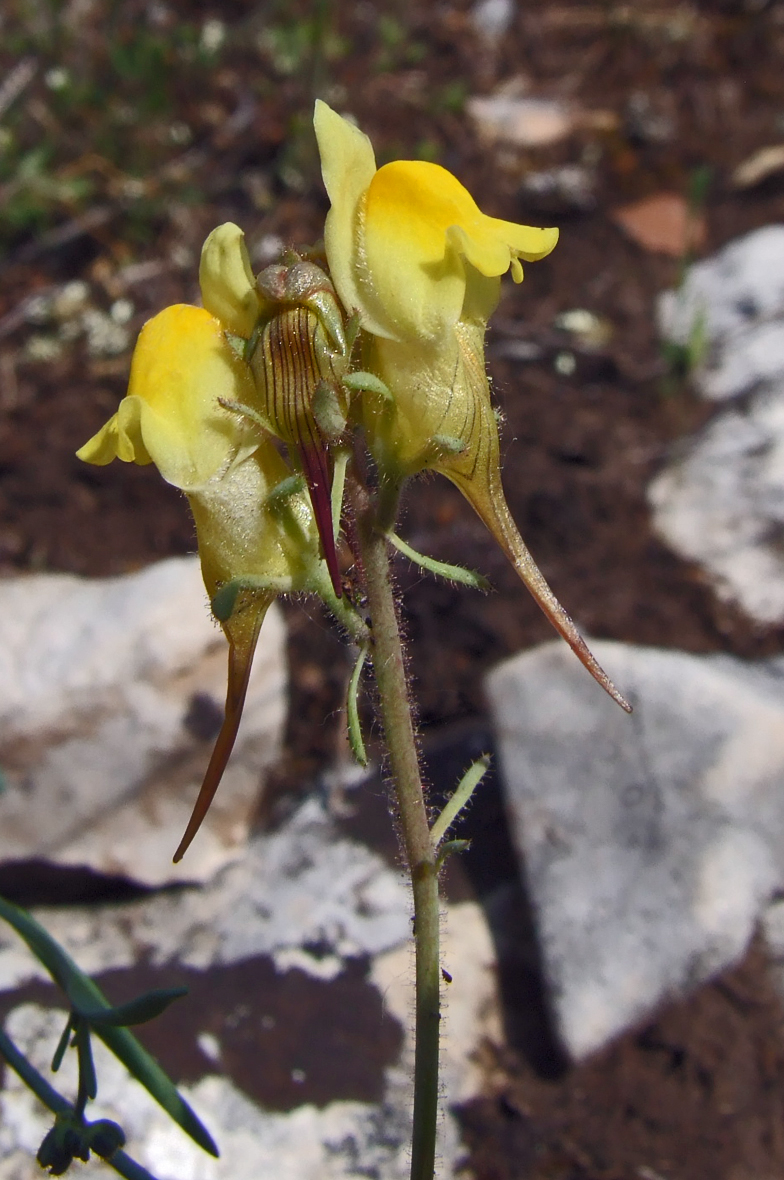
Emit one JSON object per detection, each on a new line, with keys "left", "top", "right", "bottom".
{"left": 0, "top": 797, "right": 412, "bottom": 987}
{"left": 0, "top": 557, "right": 286, "bottom": 884}
{"left": 0, "top": 1002, "right": 408, "bottom": 1180}
{"left": 658, "top": 224, "right": 784, "bottom": 402}
{"left": 624, "top": 91, "right": 676, "bottom": 146}
{"left": 652, "top": 226, "right": 784, "bottom": 625}
{"left": 487, "top": 639, "right": 784, "bottom": 1060}
{"left": 649, "top": 388, "right": 784, "bottom": 624}
{"left": 0, "top": 795, "right": 499, "bottom": 1177}
{"left": 0, "top": 798, "right": 412, "bottom": 1179}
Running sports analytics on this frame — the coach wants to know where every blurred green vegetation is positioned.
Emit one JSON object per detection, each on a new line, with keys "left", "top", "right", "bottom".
{"left": 0, "top": 1, "right": 224, "bottom": 251}
{"left": 0, "top": 0, "right": 435, "bottom": 258}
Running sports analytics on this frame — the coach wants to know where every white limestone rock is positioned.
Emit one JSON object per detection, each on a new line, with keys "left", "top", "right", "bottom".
{"left": 658, "top": 224, "right": 784, "bottom": 401}
{"left": 0, "top": 557, "right": 286, "bottom": 885}
{"left": 487, "top": 639, "right": 784, "bottom": 1060}
{"left": 649, "top": 386, "right": 784, "bottom": 624}
{"left": 652, "top": 225, "right": 784, "bottom": 624}
{"left": 0, "top": 1003, "right": 409, "bottom": 1180}
{"left": 0, "top": 795, "right": 499, "bottom": 1178}
{"left": 0, "top": 798, "right": 413, "bottom": 1177}
{"left": 0, "top": 797, "right": 412, "bottom": 989}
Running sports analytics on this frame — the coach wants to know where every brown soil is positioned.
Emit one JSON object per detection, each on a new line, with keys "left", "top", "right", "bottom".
{"left": 3, "top": 1, "right": 784, "bottom": 1176}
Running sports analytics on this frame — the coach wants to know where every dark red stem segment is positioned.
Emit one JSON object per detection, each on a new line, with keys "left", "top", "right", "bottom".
{"left": 300, "top": 441, "right": 342, "bottom": 597}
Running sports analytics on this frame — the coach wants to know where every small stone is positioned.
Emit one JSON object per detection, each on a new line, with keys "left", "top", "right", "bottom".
{"left": 731, "top": 144, "right": 784, "bottom": 190}
{"left": 490, "top": 338, "right": 544, "bottom": 362}
{"left": 24, "top": 294, "right": 54, "bottom": 325}
{"left": 51, "top": 281, "right": 90, "bottom": 322}
{"left": 22, "top": 335, "right": 63, "bottom": 362}
{"left": 200, "top": 17, "right": 225, "bottom": 53}
{"left": 81, "top": 308, "right": 130, "bottom": 357}
{"left": 467, "top": 94, "right": 575, "bottom": 148}
{"left": 521, "top": 164, "right": 596, "bottom": 214}
{"left": 470, "top": 0, "right": 515, "bottom": 43}
{"left": 624, "top": 91, "right": 676, "bottom": 145}
{"left": 487, "top": 640, "right": 784, "bottom": 1060}
{"left": 553, "top": 308, "right": 613, "bottom": 350}
{"left": 44, "top": 67, "right": 69, "bottom": 91}
{"left": 611, "top": 193, "right": 705, "bottom": 257}
{"left": 553, "top": 350, "right": 576, "bottom": 376}
{"left": 110, "top": 298, "right": 134, "bottom": 325}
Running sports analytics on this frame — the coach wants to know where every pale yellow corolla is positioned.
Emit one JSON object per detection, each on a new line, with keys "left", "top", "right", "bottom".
{"left": 78, "top": 300, "right": 323, "bottom": 860}
{"left": 314, "top": 101, "right": 629, "bottom": 712}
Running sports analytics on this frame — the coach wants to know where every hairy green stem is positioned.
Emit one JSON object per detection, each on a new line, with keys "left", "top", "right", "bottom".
{"left": 354, "top": 481, "right": 440, "bottom": 1180}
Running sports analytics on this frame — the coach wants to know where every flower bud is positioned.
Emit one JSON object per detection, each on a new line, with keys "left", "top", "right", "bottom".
{"left": 199, "top": 222, "right": 262, "bottom": 338}
{"left": 248, "top": 259, "right": 350, "bottom": 595}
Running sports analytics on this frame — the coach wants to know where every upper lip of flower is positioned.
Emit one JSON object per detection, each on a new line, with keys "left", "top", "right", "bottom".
{"left": 199, "top": 222, "right": 263, "bottom": 339}
{"left": 313, "top": 97, "right": 558, "bottom": 345}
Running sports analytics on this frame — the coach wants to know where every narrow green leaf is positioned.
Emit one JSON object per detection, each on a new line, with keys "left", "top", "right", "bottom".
{"left": 387, "top": 532, "right": 491, "bottom": 591}
{"left": 0, "top": 895, "right": 91, "bottom": 1002}
{"left": 90, "top": 1022, "right": 218, "bottom": 1157}
{"left": 75, "top": 1022, "right": 98, "bottom": 1102}
{"left": 242, "top": 321, "right": 264, "bottom": 364}
{"left": 312, "top": 380, "right": 347, "bottom": 439}
{"left": 265, "top": 472, "right": 306, "bottom": 507}
{"left": 430, "top": 755, "right": 491, "bottom": 849}
{"left": 108, "top": 1148, "right": 162, "bottom": 1180}
{"left": 217, "top": 395, "right": 274, "bottom": 437}
{"left": 0, "top": 1026, "right": 70, "bottom": 1117}
{"left": 80, "top": 988, "right": 188, "bottom": 1029}
{"left": 347, "top": 642, "right": 369, "bottom": 767}
{"left": 50, "top": 1016, "right": 73, "bottom": 1074}
{"left": 344, "top": 311, "right": 361, "bottom": 358}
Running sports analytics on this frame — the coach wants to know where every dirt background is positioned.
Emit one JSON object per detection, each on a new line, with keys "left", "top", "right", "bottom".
{"left": 3, "top": 1, "right": 784, "bottom": 1176}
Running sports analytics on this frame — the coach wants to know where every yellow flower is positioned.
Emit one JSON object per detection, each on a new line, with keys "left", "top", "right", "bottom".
{"left": 314, "top": 100, "right": 557, "bottom": 346}
{"left": 77, "top": 304, "right": 258, "bottom": 489}
{"left": 314, "top": 101, "right": 629, "bottom": 711}
{"left": 78, "top": 303, "right": 325, "bottom": 859}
